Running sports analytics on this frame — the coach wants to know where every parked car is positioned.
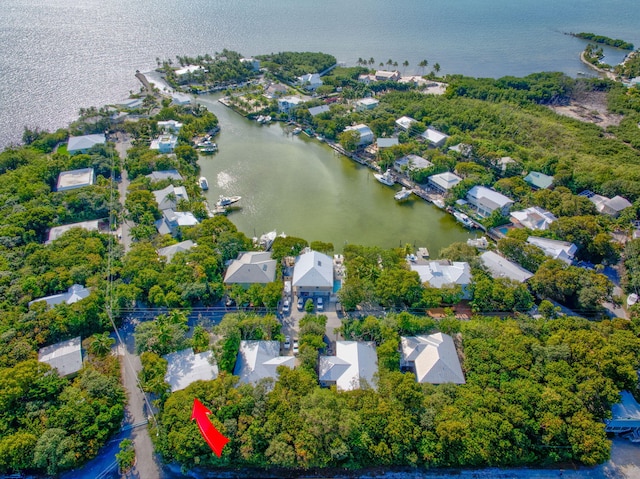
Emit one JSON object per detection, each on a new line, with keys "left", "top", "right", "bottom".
{"left": 292, "top": 339, "right": 299, "bottom": 355}
{"left": 284, "top": 335, "right": 291, "bottom": 350}
{"left": 316, "top": 297, "right": 324, "bottom": 311}
{"left": 282, "top": 298, "right": 290, "bottom": 314}
{"left": 297, "top": 297, "right": 304, "bottom": 311}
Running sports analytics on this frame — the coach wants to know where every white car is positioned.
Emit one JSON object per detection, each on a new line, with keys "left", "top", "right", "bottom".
{"left": 292, "top": 339, "right": 299, "bottom": 355}
{"left": 284, "top": 335, "right": 291, "bottom": 350}
{"left": 316, "top": 297, "right": 324, "bottom": 311}
{"left": 282, "top": 298, "right": 290, "bottom": 314}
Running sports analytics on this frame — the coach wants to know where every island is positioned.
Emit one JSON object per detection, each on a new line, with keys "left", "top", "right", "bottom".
{"left": 0, "top": 49, "right": 639, "bottom": 478}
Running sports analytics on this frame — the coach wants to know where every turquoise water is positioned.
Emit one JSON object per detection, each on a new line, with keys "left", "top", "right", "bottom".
{"left": 333, "top": 280, "right": 342, "bottom": 294}
{"left": 2, "top": 0, "right": 640, "bottom": 148}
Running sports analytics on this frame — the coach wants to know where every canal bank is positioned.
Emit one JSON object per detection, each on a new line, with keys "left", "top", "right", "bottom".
{"left": 195, "top": 94, "right": 472, "bottom": 254}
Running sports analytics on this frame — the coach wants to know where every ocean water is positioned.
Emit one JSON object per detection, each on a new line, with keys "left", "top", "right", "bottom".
{"left": 1, "top": 0, "right": 640, "bottom": 148}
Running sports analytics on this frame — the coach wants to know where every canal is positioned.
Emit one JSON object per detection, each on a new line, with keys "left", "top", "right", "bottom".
{"left": 195, "top": 94, "right": 472, "bottom": 254}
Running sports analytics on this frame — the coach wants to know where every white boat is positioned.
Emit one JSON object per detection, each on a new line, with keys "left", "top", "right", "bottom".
{"left": 199, "top": 176, "right": 209, "bottom": 190}
{"left": 394, "top": 187, "right": 412, "bottom": 201}
{"left": 264, "top": 115, "right": 272, "bottom": 123}
{"left": 373, "top": 169, "right": 394, "bottom": 186}
{"left": 216, "top": 195, "right": 242, "bottom": 207}
{"left": 433, "top": 198, "right": 446, "bottom": 209}
{"left": 627, "top": 293, "right": 638, "bottom": 307}
{"left": 256, "top": 115, "right": 265, "bottom": 123}
{"left": 453, "top": 211, "right": 475, "bottom": 228}
{"left": 198, "top": 140, "right": 218, "bottom": 153}
{"left": 292, "top": 127, "right": 302, "bottom": 135}
{"left": 467, "top": 236, "right": 489, "bottom": 249}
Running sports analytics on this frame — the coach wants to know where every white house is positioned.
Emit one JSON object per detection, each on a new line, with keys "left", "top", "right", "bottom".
{"left": 164, "top": 348, "right": 218, "bottom": 392}
{"left": 234, "top": 340, "right": 295, "bottom": 385}
{"left": 527, "top": 236, "right": 577, "bottom": 265}
{"left": 116, "top": 98, "right": 143, "bottom": 110}
{"left": 67, "top": 134, "right": 106, "bottom": 154}
{"left": 355, "top": 98, "right": 379, "bottom": 111}
{"left": 601, "top": 195, "right": 632, "bottom": 218}
{"left": 292, "top": 250, "right": 333, "bottom": 297}
{"left": 29, "top": 284, "right": 91, "bottom": 308}
{"left": 421, "top": 127, "right": 449, "bottom": 147}
{"left": 428, "top": 171, "right": 462, "bottom": 193}
{"left": 150, "top": 133, "right": 178, "bottom": 153}
{"left": 298, "top": 73, "right": 323, "bottom": 90}
{"left": 394, "top": 154, "right": 433, "bottom": 173}
{"left": 401, "top": 334, "right": 465, "bottom": 384}
{"left": 240, "top": 58, "right": 261, "bottom": 70}
{"left": 409, "top": 260, "right": 472, "bottom": 299}
{"left": 46, "top": 219, "right": 103, "bottom": 244}
{"left": 157, "top": 120, "right": 183, "bottom": 133}
{"left": 480, "top": 251, "right": 533, "bottom": 283}
{"left": 56, "top": 168, "right": 95, "bottom": 192}
{"left": 510, "top": 206, "right": 557, "bottom": 231}
{"left": 318, "top": 341, "right": 378, "bottom": 391}
{"left": 466, "top": 186, "right": 514, "bottom": 218}
{"left": 357, "top": 74, "right": 377, "bottom": 84}
{"left": 153, "top": 185, "right": 189, "bottom": 211}
{"left": 265, "top": 83, "right": 288, "bottom": 98}
{"left": 157, "top": 240, "right": 196, "bottom": 262}
{"left": 39, "top": 336, "right": 83, "bottom": 377}
{"left": 395, "top": 116, "right": 417, "bottom": 131}
{"left": 171, "top": 93, "right": 191, "bottom": 106}
{"left": 175, "top": 64, "right": 203, "bottom": 76}
{"left": 277, "top": 95, "right": 304, "bottom": 113}
{"left": 375, "top": 70, "right": 400, "bottom": 81}
{"left": 224, "top": 252, "right": 277, "bottom": 287}
{"left": 344, "top": 124, "right": 374, "bottom": 146}
{"left": 155, "top": 210, "right": 199, "bottom": 236}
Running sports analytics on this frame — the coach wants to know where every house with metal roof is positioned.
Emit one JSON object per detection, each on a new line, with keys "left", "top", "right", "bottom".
{"left": 234, "top": 340, "right": 295, "bottom": 385}
{"left": 46, "top": 219, "right": 103, "bottom": 244}
{"left": 157, "top": 240, "right": 196, "bottom": 262}
{"left": 67, "top": 134, "right": 106, "bottom": 154}
{"left": 401, "top": 333, "right": 465, "bottom": 384}
{"left": 527, "top": 236, "right": 577, "bottom": 265}
{"left": 38, "top": 336, "right": 83, "bottom": 377}
{"left": 409, "top": 260, "right": 472, "bottom": 299}
{"left": 157, "top": 120, "right": 183, "bottom": 132}
{"left": 146, "top": 170, "right": 184, "bottom": 182}
{"left": 116, "top": 98, "right": 143, "bottom": 110}
{"left": 319, "top": 341, "right": 378, "bottom": 391}
{"left": 375, "top": 70, "right": 400, "bottom": 81}
{"left": 155, "top": 210, "right": 199, "bottom": 236}
{"left": 292, "top": 250, "right": 333, "bottom": 297}
{"left": 602, "top": 195, "right": 632, "bottom": 218}
{"left": 376, "top": 137, "right": 399, "bottom": 149}
{"left": 480, "top": 251, "right": 533, "bottom": 283}
{"left": 171, "top": 93, "right": 192, "bottom": 106}
{"left": 277, "top": 95, "right": 304, "bottom": 113}
{"left": 164, "top": 348, "right": 218, "bottom": 392}
{"left": 421, "top": 127, "right": 449, "bottom": 147}
{"left": 29, "top": 284, "right": 91, "bottom": 308}
{"left": 466, "top": 186, "right": 514, "bottom": 218}
{"left": 428, "top": 171, "right": 462, "bottom": 193}
{"left": 395, "top": 116, "right": 417, "bottom": 131}
{"left": 394, "top": 154, "right": 433, "bottom": 173}
{"left": 523, "top": 171, "right": 553, "bottom": 189}
{"left": 344, "top": 124, "right": 374, "bottom": 146}
{"left": 355, "top": 98, "right": 379, "bottom": 111}
{"left": 56, "top": 167, "right": 95, "bottom": 191}
{"left": 510, "top": 206, "right": 557, "bottom": 231}
{"left": 298, "top": 73, "right": 323, "bottom": 90}
{"left": 308, "top": 105, "right": 331, "bottom": 117}
{"left": 224, "top": 252, "right": 277, "bottom": 287}
{"left": 265, "top": 83, "right": 288, "bottom": 98}
{"left": 153, "top": 185, "right": 189, "bottom": 211}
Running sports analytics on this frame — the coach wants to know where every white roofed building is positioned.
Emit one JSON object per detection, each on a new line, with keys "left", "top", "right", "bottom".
{"left": 47, "top": 219, "right": 102, "bottom": 244}
{"left": 157, "top": 120, "right": 183, "bottom": 132}
{"left": 467, "top": 186, "right": 514, "bottom": 218}
{"left": 157, "top": 240, "right": 196, "bottom": 262}
{"left": 344, "top": 124, "right": 374, "bottom": 146}
{"left": 153, "top": 185, "right": 189, "bottom": 211}
{"left": 164, "top": 348, "right": 218, "bottom": 392}
{"left": 527, "top": 236, "right": 577, "bottom": 264}
{"left": 155, "top": 210, "right": 199, "bottom": 236}
{"left": 401, "top": 334, "right": 465, "bottom": 384}
{"left": 277, "top": 96, "right": 304, "bottom": 113}
{"left": 67, "top": 134, "right": 106, "bottom": 154}
{"left": 39, "top": 336, "right": 83, "bottom": 377}
{"left": 377, "top": 138, "right": 399, "bottom": 149}
{"left": 421, "top": 127, "right": 449, "bottom": 147}
{"left": 150, "top": 133, "right": 178, "bottom": 153}
{"left": 409, "top": 260, "right": 472, "bottom": 299}
{"left": 318, "top": 341, "right": 378, "bottom": 391}
{"left": 395, "top": 116, "right": 417, "bottom": 131}
{"left": 234, "top": 340, "right": 295, "bottom": 386}
{"left": 29, "top": 284, "right": 91, "bottom": 308}
{"left": 394, "top": 154, "right": 433, "bottom": 173}
{"left": 292, "top": 250, "right": 333, "bottom": 297}
{"left": 602, "top": 196, "right": 632, "bottom": 218}
{"left": 172, "top": 93, "right": 191, "bottom": 106}
{"left": 175, "top": 65, "right": 203, "bottom": 76}
{"left": 428, "top": 171, "right": 462, "bottom": 193}
{"left": 375, "top": 70, "right": 400, "bottom": 81}
{"left": 510, "top": 206, "right": 557, "bottom": 231}
{"left": 146, "top": 170, "right": 183, "bottom": 182}
{"left": 308, "top": 105, "right": 330, "bottom": 117}
{"left": 355, "top": 98, "right": 379, "bottom": 111}
{"left": 480, "top": 251, "right": 533, "bottom": 283}
{"left": 224, "top": 252, "right": 277, "bottom": 287}
{"left": 56, "top": 168, "right": 95, "bottom": 191}
{"left": 298, "top": 73, "right": 323, "bottom": 90}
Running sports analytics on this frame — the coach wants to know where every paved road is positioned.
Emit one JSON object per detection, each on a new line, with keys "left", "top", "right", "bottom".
{"left": 114, "top": 134, "right": 132, "bottom": 252}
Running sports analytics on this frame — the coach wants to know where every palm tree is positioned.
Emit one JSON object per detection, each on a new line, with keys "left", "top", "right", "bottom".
{"left": 386, "top": 59, "right": 393, "bottom": 67}
{"left": 419, "top": 59, "right": 428, "bottom": 75}
{"left": 357, "top": 57, "right": 364, "bottom": 67}
{"left": 403, "top": 60, "right": 409, "bottom": 73}
{"left": 433, "top": 62, "right": 441, "bottom": 74}
{"left": 89, "top": 332, "right": 115, "bottom": 358}
{"left": 368, "top": 57, "right": 375, "bottom": 66}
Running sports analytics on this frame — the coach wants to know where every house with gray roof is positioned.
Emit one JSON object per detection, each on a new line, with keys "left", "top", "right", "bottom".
{"left": 527, "top": 236, "right": 577, "bottom": 265}
{"left": 480, "top": 251, "right": 533, "bottom": 283}
{"left": 153, "top": 185, "right": 189, "bottom": 211}
{"left": 510, "top": 206, "right": 557, "bottom": 231}
{"left": 298, "top": 73, "right": 323, "bottom": 90}
{"left": 395, "top": 116, "right": 417, "bottom": 131}
{"left": 375, "top": 70, "right": 400, "bottom": 81}
{"left": 401, "top": 333, "right": 465, "bottom": 384}
{"left": 224, "top": 252, "right": 277, "bottom": 287}
{"left": 146, "top": 170, "right": 184, "bottom": 182}
{"left": 308, "top": 105, "right": 330, "bottom": 117}
{"left": 277, "top": 95, "right": 304, "bottom": 113}
{"left": 155, "top": 210, "right": 199, "bottom": 236}
{"left": 39, "top": 336, "right": 83, "bottom": 377}
{"left": 164, "top": 348, "right": 218, "bottom": 392}
{"left": 421, "top": 127, "right": 449, "bottom": 147}
{"left": 524, "top": 171, "right": 553, "bottom": 189}
{"left": 602, "top": 195, "right": 632, "bottom": 218}
{"left": 394, "top": 154, "right": 433, "bottom": 173}
{"left": 29, "top": 284, "right": 91, "bottom": 308}
{"left": 377, "top": 137, "right": 399, "bottom": 149}
{"left": 234, "top": 340, "right": 295, "bottom": 385}
{"left": 467, "top": 186, "right": 514, "bottom": 218}
{"left": 56, "top": 167, "right": 95, "bottom": 191}
{"left": 171, "top": 93, "right": 191, "bottom": 106}
{"left": 355, "top": 98, "right": 379, "bottom": 112}
{"left": 344, "top": 124, "right": 374, "bottom": 146}
{"left": 67, "top": 134, "right": 106, "bottom": 154}
{"left": 428, "top": 171, "right": 462, "bottom": 193}
{"left": 157, "top": 240, "right": 196, "bottom": 262}
{"left": 292, "top": 250, "right": 333, "bottom": 297}
{"left": 409, "top": 260, "right": 472, "bottom": 299}
{"left": 318, "top": 341, "right": 378, "bottom": 391}
{"left": 46, "top": 219, "right": 103, "bottom": 244}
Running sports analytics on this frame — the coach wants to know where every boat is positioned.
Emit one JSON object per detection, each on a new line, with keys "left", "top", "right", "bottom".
{"left": 292, "top": 127, "right": 302, "bottom": 135}
{"left": 199, "top": 176, "right": 209, "bottom": 190}
{"left": 432, "top": 198, "right": 445, "bottom": 209}
{"left": 373, "top": 169, "right": 394, "bottom": 186}
{"left": 197, "top": 140, "right": 218, "bottom": 153}
{"left": 256, "top": 115, "right": 265, "bottom": 123}
{"left": 467, "top": 236, "right": 489, "bottom": 249}
{"left": 453, "top": 211, "right": 475, "bottom": 228}
{"left": 216, "top": 195, "right": 242, "bottom": 207}
{"left": 264, "top": 115, "right": 272, "bottom": 123}
{"left": 394, "top": 187, "right": 412, "bottom": 201}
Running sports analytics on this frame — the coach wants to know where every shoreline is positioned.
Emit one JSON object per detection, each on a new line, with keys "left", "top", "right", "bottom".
{"left": 579, "top": 51, "right": 617, "bottom": 81}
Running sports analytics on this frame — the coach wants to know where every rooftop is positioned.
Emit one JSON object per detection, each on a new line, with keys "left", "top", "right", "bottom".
{"left": 224, "top": 251, "right": 277, "bottom": 284}
{"left": 524, "top": 171, "right": 554, "bottom": 189}
{"left": 318, "top": 341, "right": 378, "bottom": 391}
{"left": 39, "top": 336, "right": 83, "bottom": 377}
{"left": 164, "top": 348, "right": 218, "bottom": 392}
{"left": 480, "top": 251, "right": 533, "bottom": 283}
{"left": 157, "top": 240, "right": 196, "bottom": 262}
{"left": 56, "top": 167, "right": 95, "bottom": 191}
{"left": 67, "top": 134, "right": 106, "bottom": 153}
{"left": 401, "top": 334, "right": 465, "bottom": 384}
{"left": 47, "top": 219, "right": 102, "bottom": 244}
{"left": 234, "top": 340, "right": 295, "bottom": 385}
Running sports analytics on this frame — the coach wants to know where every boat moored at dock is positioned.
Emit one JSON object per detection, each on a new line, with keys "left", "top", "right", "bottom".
{"left": 216, "top": 195, "right": 242, "bottom": 207}
{"left": 374, "top": 169, "right": 394, "bottom": 186}
{"left": 394, "top": 187, "right": 412, "bottom": 201}
{"left": 199, "top": 176, "right": 209, "bottom": 190}
{"left": 453, "top": 211, "right": 475, "bottom": 228}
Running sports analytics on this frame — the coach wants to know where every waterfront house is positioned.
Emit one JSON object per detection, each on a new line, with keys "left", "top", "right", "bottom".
{"left": 153, "top": 185, "right": 189, "bottom": 211}
{"left": 401, "top": 334, "right": 465, "bottom": 384}
{"left": 154, "top": 210, "right": 199, "bottom": 236}
{"left": 318, "top": 341, "right": 378, "bottom": 391}
{"left": 46, "top": 219, "right": 104, "bottom": 244}
{"left": 308, "top": 105, "right": 330, "bottom": 117}
{"left": 357, "top": 74, "right": 377, "bottom": 84}
{"left": 292, "top": 250, "right": 333, "bottom": 298}
{"left": 585, "top": 192, "right": 632, "bottom": 218}
{"left": 344, "top": 124, "right": 374, "bottom": 146}
{"left": 510, "top": 206, "right": 557, "bottom": 231}
{"left": 265, "top": 83, "right": 288, "bottom": 98}
{"left": 395, "top": 116, "right": 417, "bottom": 131}
{"left": 466, "top": 186, "right": 514, "bottom": 218}
{"left": 223, "top": 251, "right": 277, "bottom": 287}
{"left": 428, "top": 171, "right": 462, "bottom": 193}
{"left": 150, "top": 133, "right": 178, "bottom": 153}
{"left": 394, "top": 154, "right": 433, "bottom": 173}
{"left": 480, "top": 251, "right": 533, "bottom": 283}
{"left": 377, "top": 137, "right": 399, "bottom": 149}
{"left": 234, "top": 340, "right": 295, "bottom": 386}
{"left": 157, "top": 239, "right": 196, "bottom": 263}
{"left": 163, "top": 348, "right": 218, "bottom": 392}
{"left": 29, "top": 284, "right": 91, "bottom": 308}
{"left": 56, "top": 167, "right": 95, "bottom": 192}
{"left": 175, "top": 64, "right": 203, "bottom": 77}
{"left": 527, "top": 236, "right": 577, "bottom": 265}
{"left": 409, "top": 260, "right": 472, "bottom": 299}
{"left": 297, "top": 73, "right": 323, "bottom": 90}
{"left": 375, "top": 70, "right": 400, "bottom": 81}
{"left": 39, "top": 336, "right": 83, "bottom": 377}
{"left": 146, "top": 169, "right": 184, "bottom": 182}
{"left": 277, "top": 95, "right": 304, "bottom": 113}
{"left": 240, "top": 57, "right": 261, "bottom": 70}
{"left": 171, "top": 93, "right": 191, "bottom": 106}
{"left": 67, "top": 134, "right": 106, "bottom": 154}
{"left": 421, "top": 127, "right": 449, "bottom": 147}
{"left": 157, "top": 120, "right": 183, "bottom": 133}
{"left": 115, "top": 98, "right": 143, "bottom": 110}
{"left": 524, "top": 171, "right": 554, "bottom": 189}
{"left": 355, "top": 97, "right": 379, "bottom": 111}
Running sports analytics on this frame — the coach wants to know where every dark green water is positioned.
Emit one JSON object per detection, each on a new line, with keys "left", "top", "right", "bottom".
{"left": 196, "top": 95, "right": 471, "bottom": 254}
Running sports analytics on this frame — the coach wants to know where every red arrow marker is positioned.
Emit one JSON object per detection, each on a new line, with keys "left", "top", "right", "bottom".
{"left": 191, "top": 398, "right": 229, "bottom": 457}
